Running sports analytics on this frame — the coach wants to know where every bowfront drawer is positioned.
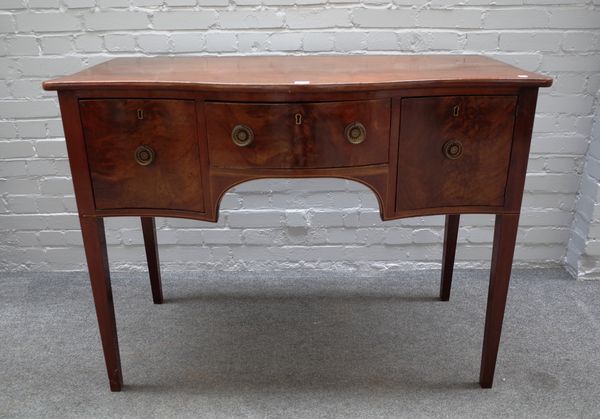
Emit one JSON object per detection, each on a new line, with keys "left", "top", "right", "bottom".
{"left": 396, "top": 95, "right": 517, "bottom": 211}
{"left": 79, "top": 99, "right": 205, "bottom": 212}
{"left": 205, "top": 99, "right": 391, "bottom": 169}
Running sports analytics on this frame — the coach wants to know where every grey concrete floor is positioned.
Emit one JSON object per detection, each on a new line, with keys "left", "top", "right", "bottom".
{"left": 1, "top": 268, "right": 599, "bottom": 418}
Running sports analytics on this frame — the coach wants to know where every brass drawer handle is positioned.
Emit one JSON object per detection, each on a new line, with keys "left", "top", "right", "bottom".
{"left": 134, "top": 145, "right": 155, "bottom": 166}
{"left": 442, "top": 140, "right": 463, "bottom": 160}
{"left": 232, "top": 124, "right": 254, "bottom": 147}
{"left": 345, "top": 122, "right": 366, "bottom": 144}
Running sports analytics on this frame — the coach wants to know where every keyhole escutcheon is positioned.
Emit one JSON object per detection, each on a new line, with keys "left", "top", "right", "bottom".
{"left": 295, "top": 113, "right": 303, "bottom": 125}
{"left": 137, "top": 109, "right": 144, "bottom": 120}
{"left": 452, "top": 105, "right": 460, "bottom": 117}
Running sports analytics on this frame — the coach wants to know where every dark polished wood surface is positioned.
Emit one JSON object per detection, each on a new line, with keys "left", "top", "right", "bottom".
{"left": 141, "top": 216, "right": 163, "bottom": 305}
{"left": 440, "top": 214, "right": 460, "bottom": 302}
{"left": 80, "top": 98, "right": 205, "bottom": 212}
{"left": 396, "top": 95, "right": 516, "bottom": 211}
{"left": 43, "top": 55, "right": 552, "bottom": 91}
{"left": 44, "top": 55, "right": 552, "bottom": 392}
{"left": 206, "top": 99, "right": 390, "bottom": 169}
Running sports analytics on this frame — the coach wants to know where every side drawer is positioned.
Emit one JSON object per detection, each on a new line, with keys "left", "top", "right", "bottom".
{"left": 79, "top": 99, "right": 205, "bottom": 212}
{"left": 205, "top": 99, "right": 391, "bottom": 169}
{"left": 396, "top": 95, "right": 517, "bottom": 211}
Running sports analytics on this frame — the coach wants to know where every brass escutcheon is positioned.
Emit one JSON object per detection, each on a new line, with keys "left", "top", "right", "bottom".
{"left": 295, "top": 113, "right": 303, "bottom": 125}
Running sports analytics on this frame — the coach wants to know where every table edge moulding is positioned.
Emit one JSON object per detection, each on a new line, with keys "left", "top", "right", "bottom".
{"left": 43, "top": 55, "right": 553, "bottom": 392}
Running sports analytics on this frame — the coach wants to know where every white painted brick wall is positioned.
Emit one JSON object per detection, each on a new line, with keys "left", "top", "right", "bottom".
{"left": 0, "top": 0, "right": 598, "bottom": 274}
{"left": 567, "top": 88, "right": 600, "bottom": 279}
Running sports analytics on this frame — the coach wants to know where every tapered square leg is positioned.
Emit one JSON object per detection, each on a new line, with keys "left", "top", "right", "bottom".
{"left": 480, "top": 213, "right": 520, "bottom": 388}
{"left": 80, "top": 216, "right": 123, "bottom": 392}
{"left": 440, "top": 214, "right": 460, "bottom": 301}
{"left": 141, "top": 217, "right": 163, "bottom": 304}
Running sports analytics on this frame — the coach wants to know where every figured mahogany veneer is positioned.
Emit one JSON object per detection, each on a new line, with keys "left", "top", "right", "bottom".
{"left": 80, "top": 99, "right": 205, "bottom": 212}
{"left": 397, "top": 95, "right": 517, "bottom": 211}
{"left": 43, "top": 55, "right": 552, "bottom": 392}
{"left": 205, "top": 99, "right": 390, "bottom": 169}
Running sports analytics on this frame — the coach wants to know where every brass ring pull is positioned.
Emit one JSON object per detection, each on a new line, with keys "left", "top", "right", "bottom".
{"left": 134, "top": 145, "right": 155, "bottom": 166}
{"left": 442, "top": 140, "right": 463, "bottom": 160}
{"left": 231, "top": 124, "right": 254, "bottom": 147}
{"left": 345, "top": 122, "right": 366, "bottom": 145}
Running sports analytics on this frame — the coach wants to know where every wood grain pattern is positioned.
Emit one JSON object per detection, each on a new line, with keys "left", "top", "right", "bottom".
{"left": 43, "top": 55, "right": 553, "bottom": 391}
{"left": 503, "top": 87, "right": 540, "bottom": 212}
{"left": 396, "top": 95, "right": 517, "bottom": 211}
{"left": 43, "top": 55, "right": 552, "bottom": 92}
{"left": 57, "top": 91, "right": 96, "bottom": 215}
{"left": 79, "top": 99, "right": 205, "bottom": 212}
{"left": 205, "top": 99, "right": 390, "bottom": 169}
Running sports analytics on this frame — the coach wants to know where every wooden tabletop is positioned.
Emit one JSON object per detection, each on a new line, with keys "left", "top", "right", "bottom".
{"left": 43, "top": 55, "right": 552, "bottom": 91}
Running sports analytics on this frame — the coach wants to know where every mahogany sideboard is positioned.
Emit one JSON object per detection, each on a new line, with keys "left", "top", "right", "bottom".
{"left": 43, "top": 55, "right": 552, "bottom": 391}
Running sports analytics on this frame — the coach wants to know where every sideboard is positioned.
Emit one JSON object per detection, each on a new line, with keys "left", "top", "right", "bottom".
{"left": 43, "top": 55, "right": 552, "bottom": 391}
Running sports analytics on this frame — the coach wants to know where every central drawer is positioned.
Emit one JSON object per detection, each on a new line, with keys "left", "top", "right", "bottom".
{"left": 205, "top": 99, "right": 391, "bottom": 169}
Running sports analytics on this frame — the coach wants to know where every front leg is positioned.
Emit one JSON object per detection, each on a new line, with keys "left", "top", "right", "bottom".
{"left": 80, "top": 216, "right": 123, "bottom": 391}
{"left": 479, "top": 213, "right": 520, "bottom": 388}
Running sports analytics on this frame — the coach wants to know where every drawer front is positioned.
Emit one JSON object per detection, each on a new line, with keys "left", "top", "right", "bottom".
{"left": 205, "top": 99, "right": 391, "bottom": 169}
{"left": 396, "top": 95, "right": 517, "bottom": 211}
{"left": 79, "top": 99, "right": 205, "bottom": 212}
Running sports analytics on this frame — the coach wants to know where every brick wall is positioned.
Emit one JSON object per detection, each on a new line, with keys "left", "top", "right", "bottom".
{"left": 0, "top": 0, "right": 598, "bottom": 273}
{"left": 567, "top": 88, "right": 600, "bottom": 279}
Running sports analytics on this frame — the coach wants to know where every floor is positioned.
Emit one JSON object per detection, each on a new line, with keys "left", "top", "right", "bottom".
{"left": 1, "top": 268, "right": 599, "bottom": 418}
